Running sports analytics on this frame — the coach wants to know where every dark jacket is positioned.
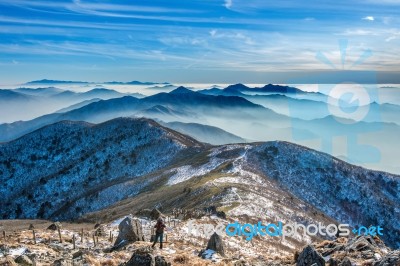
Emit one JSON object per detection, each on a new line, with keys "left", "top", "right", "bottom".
{"left": 154, "top": 219, "right": 166, "bottom": 233}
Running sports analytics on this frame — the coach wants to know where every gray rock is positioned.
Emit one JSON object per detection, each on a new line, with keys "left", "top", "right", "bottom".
{"left": 339, "top": 257, "right": 352, "bottom": 266}
{"left": 47, "top": 222, "right": 62, "bottom": 231}
{"left": 374, "top": 250, "right": 400, "bottom": 266}
{"left": 72, "top": 250, "right": 85, "bottom": 259}
{"left": 114, "top": 217, "right": 145, "bottom": 247}
{"left": 206, "top": 232, "right": 225, "bottom": 256}
{"left": 296, "top": 245, "right": 325, "bottom": 266}
{"left": 155, "top": 256, "right": 171, "bottom": 266}
{"left": 125, "top": 253, "right": 155, "bottom": 266}
{"left": 328, "top": 258, "right": 338, "bottom": 266}
{"left": 346, "top": 236, "right": 379, "bottom": 253}
{"left": 52, "top": 258, "right": 72, "bottom": 266}
{"left": 15, "top": 255, "right": 33, "bottom": 266}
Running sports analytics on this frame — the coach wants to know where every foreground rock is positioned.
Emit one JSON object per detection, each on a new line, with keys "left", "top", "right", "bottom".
{"left": 206, "top": 232, "right": 225, "bottom": 256}
{"left": 198, "top": 232, "right": 225, "bottom": 262}
{"left": 14, "top": 255, "right": 33, "bottom": 265}
{"left": 304, "top": 235, "right": 400, "bottom": 266}
{"left": 121, "top": 246, "right": 171, "bottom": 266}
{"left": 114, "top": 217, "right": 145, "bottom": 248}
{"left": 296, "top": 245, "right": 325, "bottom": 266}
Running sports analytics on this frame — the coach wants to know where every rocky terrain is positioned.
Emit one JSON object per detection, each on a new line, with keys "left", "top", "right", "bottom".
{"left": 1, "top": 213, "right": 399, "bottom": 265}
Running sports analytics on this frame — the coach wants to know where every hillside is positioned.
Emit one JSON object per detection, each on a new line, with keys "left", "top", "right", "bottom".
{"left": 1, "top": 117, "right": 399, "bottom": 250}
{"left": 0, "top": 118, "right": 205, "bottom": 220}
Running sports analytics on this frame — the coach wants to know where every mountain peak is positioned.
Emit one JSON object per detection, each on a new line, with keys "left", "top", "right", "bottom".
{"left": 169, "top": 86, "right": 195, "bottom": 94}
{"left": 261, "top": 83, "right": 303, "bottom": 93}
{"left": 225, "top": 83, "right": 250, "bottom": 91}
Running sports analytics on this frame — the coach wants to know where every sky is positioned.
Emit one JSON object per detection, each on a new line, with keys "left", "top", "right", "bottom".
{"left": 0, "top": 0, "right": 399, "bottom": 84}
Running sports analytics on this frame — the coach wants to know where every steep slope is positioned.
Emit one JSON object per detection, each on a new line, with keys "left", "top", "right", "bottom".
{"left": 0, "top": 117, "right": 205, "bottom": 220}
{"left": 73, "top": 128, "right": 398, "bottom": 248}
{"left": 245, "top": 141, "right": 400, "bottom": 248}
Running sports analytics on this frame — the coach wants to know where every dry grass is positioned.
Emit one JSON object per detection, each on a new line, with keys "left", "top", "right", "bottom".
{"left": 84, "top": 255, "right": 101, "bottom": 266}
{"left": 316, "top": 239, "right": 332, "bottom": 248}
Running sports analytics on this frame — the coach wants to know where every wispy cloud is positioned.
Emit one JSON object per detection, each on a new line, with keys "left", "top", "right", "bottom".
{"left": 339, "top": 29, "right": 377, "bottom": 36}
{"left": 385, "top": 29, "right": 400, "bottom": 42}
{"left": 362, "top": 16, "right": 375, "bottom": 21}
{"left": 1, "top": 0, "right": 400, "bottom": 82}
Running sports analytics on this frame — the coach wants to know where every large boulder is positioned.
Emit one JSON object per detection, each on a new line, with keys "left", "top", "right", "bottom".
{"left": 206, "top": 232, "right": 225, "bottom": 256}
{"left": 296, "top": 245, "right": 325, "bottom": 266}
{"left": 155, "top": 256, "right": 171, "bottom": 266}
{"left": 125, "top": 253, "right": 155, "bottom": 266}
{"left": 15, "top": 255, "right": 33, "bottom": 266}
{"left": 114, "top": 217, "right": 145, "bottom": 247}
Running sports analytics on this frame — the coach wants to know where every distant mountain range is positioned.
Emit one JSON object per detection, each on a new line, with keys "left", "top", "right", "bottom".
{"left": 1, "top": 85, "right": 399, "bottom": 173}
{"left": 1, "top": 83, "right": 399, "bottom": 173}
{"left": 0, "top": 86, "right": 277, "bottom": 142}
{"left": 1, "top": 117, "right": 399, "bottom": 248}
{"left": 0, "top": 87, "right": 144, "bottom": 123}
{"left": 199, "top": 83, "right": 313, "bottom": 95}
{"left": 25, "top": 79, "right": 169, "bottom": 86}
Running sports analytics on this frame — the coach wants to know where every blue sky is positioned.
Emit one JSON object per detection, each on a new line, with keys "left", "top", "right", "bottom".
{"left": 0, "top": 0, "right": 399, "bottom": 84}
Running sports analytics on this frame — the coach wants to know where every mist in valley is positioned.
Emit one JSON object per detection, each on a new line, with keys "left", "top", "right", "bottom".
{"left": 0, "top": 81, "right": 399, "bottom": 174}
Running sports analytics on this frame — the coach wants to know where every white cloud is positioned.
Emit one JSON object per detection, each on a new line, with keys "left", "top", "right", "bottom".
{"left": 362, "top": 16, "right": 375, "bottom": 21}
{"left": 209, "top": 30, "right": 217, "bottom": 37}
{"left": 224, "top": 0, "right": 232, "bottom": 9}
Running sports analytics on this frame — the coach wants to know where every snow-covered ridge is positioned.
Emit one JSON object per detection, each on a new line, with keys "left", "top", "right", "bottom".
{"left": 1, "top": 118, "right": 399, "bottom": 249}
{"left": 0, "top": 117, "right": 202, "bottom": 220}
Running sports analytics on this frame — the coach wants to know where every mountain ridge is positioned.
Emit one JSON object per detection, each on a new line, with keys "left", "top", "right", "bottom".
{"left": 1, "top": 117, "right": 399, "bottom": 248}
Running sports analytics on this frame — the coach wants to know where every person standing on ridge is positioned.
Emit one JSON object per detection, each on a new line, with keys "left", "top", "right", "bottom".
{"left": 152, "top": 217, "right": 166, "bottom": 249}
